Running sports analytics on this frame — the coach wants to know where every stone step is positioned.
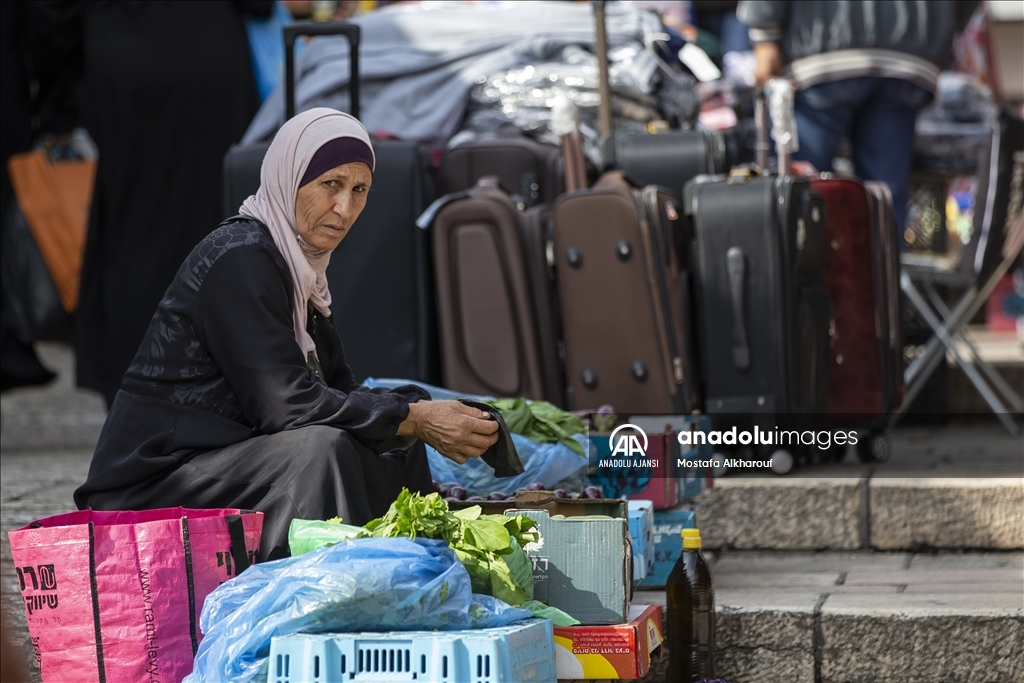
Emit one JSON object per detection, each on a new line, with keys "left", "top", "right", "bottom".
{"left": 696, "top": 475, "right": 1024, "bottom": 552}
{"left": 694, "top": 422, "right": 1024, "bottom": 552}
{"left": 636, "top": 550, "right": 1024, "bottom": 683}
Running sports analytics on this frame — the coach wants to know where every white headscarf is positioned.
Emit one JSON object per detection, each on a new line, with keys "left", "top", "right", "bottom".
{"left": 239, "top": 108, "right": 375, "bottom": 361}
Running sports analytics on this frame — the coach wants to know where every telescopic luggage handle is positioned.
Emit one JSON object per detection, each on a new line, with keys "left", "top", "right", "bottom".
{"left": 283, "top": 21, "right": 361, "bottom": 121}
{"left": 755, "top": 79, "right": 798, "bottom": 176}
{"left": 592, "top": 1, "right": 616, "bottom": 168}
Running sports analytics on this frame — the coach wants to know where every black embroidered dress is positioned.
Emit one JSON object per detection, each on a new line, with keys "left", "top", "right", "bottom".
{"left": 74, "top": 217, "right": 432, "bottom": 559}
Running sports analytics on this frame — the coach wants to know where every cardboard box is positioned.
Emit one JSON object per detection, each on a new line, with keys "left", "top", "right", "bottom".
{"left": 510, "top": 507, "right": 630, "bottom": 624}
{"left": 450, "top": 491, "right": 625, "bottom": 518}
{"left": 636, "top": 505, "right": 695, "bottom": 589}
{"left": 554, "top": 604, "right": 663, "bottom": 680}
{"left": 627, "top": 500, "right": 655, "bottom": 583}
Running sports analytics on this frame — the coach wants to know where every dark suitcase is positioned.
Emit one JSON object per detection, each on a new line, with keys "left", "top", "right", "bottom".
{"left": 429, "top": 177, "right": 563, "bottom": 403}
{"left": 612, "top": 128, "right": 727, "bottom": 201}
{"left": 554, "top": 171, "right": 698, "bottom": 413}
{"left": 440, "top": 134, "right": 564, "bottom": 207}
{"left": 863, "top": 181, "right": 903, "bottom": 414}
{"left": 813, "top": 177, "right": 903, "bottom": 419}
{"left": 221, "top": 22, "right": 439, "bottom": 383}
{"left": 687, "top": 168, "right": 830, "bottom": 418}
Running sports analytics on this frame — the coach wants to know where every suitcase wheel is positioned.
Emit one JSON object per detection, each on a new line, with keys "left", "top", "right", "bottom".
{"left": 827, "top": 441, "right": 848, "bottom": 464}
{"left": 856, "top": 432, "right": 892, "bottom": 464}
{"left": 631, "top": 361, "right": 648, "bottom": 382}
{"left": 770, "top": 449, "right": 795, "bottom": 475}
{"left": 616, "top": 239, "right": 633, "bottom": 261}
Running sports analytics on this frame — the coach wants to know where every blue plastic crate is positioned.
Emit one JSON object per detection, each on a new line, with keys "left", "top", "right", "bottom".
{"left": 268, "top": 619, "right": 555, "bottom": 683}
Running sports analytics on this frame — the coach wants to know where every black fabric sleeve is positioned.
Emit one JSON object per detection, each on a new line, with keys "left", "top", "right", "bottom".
{"left": 192, "top": 244, "right": 418, "bottom": 452}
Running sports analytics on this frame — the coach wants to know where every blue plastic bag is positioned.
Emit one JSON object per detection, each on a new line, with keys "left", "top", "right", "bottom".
{"left": 244, "top": 1, "right": 292, "bottom": 103}
{"left": 185, "top": 538, "right": 530, "bottom": 683}
{"left": 364, "top": 378, "right": 588, "bottom": 494}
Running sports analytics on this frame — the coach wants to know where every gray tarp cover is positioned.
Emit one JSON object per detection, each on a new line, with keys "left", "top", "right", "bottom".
{"left": 242, "top": 1, "right": 665, "bottom": 146}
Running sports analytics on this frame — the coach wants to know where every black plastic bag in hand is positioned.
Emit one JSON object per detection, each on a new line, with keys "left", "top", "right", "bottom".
{"left": 458, "top": 399, "right": 524, "bottom": 477}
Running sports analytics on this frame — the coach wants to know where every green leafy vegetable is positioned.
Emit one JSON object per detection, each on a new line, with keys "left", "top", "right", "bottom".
{"left": 363, "top": 489, "right": 538, "bottom": 606}
{"left": 484, "top": 397, "right": 587, "bottom": 456}
{"left": 521, "top": 600, "right": 580, "bottom": 626}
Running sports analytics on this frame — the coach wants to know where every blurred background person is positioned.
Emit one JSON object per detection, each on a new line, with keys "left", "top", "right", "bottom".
{"left": 0, "top": 0, "right": 66, "bottom": 391}
{"left": 33, "top": 0, "right": 273, "bottom": 406}
{"left": 694, "top": 0, "right": 751, "bottom": 61}
{"left": 738, "top": 0, "right": 979, "bottom": 235}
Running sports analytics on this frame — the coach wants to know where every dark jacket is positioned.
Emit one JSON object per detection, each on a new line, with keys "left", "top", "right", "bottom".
{"left": 75, "top": 217, "right": 427, "bottom": 505}
{"left": 737, "top": 1, "right": 979, "bottom": 91}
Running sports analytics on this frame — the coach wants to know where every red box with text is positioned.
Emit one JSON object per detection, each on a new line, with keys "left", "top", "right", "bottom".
{"left": 553, "top": 604, "right": 663, "bottom": 680}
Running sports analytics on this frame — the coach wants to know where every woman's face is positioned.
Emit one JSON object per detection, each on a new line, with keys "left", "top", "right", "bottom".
{"left": 294, "top": 161, "right": 372, "bottom": 252}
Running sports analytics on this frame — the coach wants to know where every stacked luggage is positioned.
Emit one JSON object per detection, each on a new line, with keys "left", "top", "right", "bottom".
{"left": 225, "top": 8, "right": 906, "bottom": 473}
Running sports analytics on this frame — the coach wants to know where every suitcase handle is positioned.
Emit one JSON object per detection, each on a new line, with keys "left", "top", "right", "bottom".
{"left": 726, "top": 247, "right": 751, "bottom": 371}
{"left": 755, "top": 80, "right": 798, "bottom": 175}
{"left": 283, "top": 21, "right": 361, "bottom": 121}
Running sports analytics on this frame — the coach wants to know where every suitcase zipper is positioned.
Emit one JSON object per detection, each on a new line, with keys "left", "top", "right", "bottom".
{"left": 640, "top": 186, "right": 687, "bottom": 399}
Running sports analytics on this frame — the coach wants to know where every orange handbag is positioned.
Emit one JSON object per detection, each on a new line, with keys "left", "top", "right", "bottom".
{"left": 6, "top": 148, "right": 96, "bottom": 312}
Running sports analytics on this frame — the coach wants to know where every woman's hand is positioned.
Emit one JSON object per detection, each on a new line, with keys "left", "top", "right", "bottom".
{"left": 397, "top": 401, "right": 499, "bottom": 464}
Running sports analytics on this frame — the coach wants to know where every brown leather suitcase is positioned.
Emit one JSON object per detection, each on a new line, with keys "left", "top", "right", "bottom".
{"left": 553, "top": 171, "right": 698, "bottom": 413}
{"left": 429, "top": 176, "right": 564, "bottom": 402}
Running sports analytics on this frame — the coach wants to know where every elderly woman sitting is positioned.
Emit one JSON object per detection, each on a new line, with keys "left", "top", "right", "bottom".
{"left": 75, "top": 109, "right": 498, "bottom": 559}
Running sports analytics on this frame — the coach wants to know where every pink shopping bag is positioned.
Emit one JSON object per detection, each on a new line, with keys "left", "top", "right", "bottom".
{"left": 8, "top": 507, "right": 263, "bottom": 683}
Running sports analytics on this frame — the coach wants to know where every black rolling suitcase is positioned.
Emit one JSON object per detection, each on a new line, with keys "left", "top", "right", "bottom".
{"left": 611, "top": 128, "right": 727, "bottom": 201}
{"left": 440, "top": 133, "right": 565, "bottom": 207}
{"left": 597, "top": 0, "right": 725, "bottom": 200}
{"left": 425, "top": 177, "right": 564, "bottom": 403}
{"left": 222, "top": 22, "right": 439, "bottom": 384}
{"left": 686, "top": 89, "right": 830, "bottom": 430}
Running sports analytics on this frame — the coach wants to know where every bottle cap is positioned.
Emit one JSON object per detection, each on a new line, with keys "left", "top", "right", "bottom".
{"left": 681, "top": 528, "right": 701, "bottom": 549}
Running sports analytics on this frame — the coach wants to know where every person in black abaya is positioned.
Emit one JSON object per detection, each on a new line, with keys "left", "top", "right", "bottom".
{"left": 0, "top": 1, "right": 56, "bottom": 390}
{"left": 34, "top": 1, "right": 273, "bottom": 406}
{"left": 75, "top": 109, "right": 500, "bottom": 560}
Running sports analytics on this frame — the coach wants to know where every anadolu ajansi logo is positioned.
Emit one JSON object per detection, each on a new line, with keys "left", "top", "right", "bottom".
{"left": 609, "top": 423, "right": 648, "bottom": 458}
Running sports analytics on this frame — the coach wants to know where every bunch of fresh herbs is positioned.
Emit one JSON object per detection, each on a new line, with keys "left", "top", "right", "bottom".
{"left": 363, "top": 489, "right": 539, "bottom": 606}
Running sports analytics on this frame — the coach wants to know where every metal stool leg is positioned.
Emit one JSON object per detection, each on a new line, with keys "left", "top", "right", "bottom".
{"left": 901, "top": 274, "right": 1020, "bottom": 436}
{"left": 922, "top": 281, "right": 1024, "bottom": 413}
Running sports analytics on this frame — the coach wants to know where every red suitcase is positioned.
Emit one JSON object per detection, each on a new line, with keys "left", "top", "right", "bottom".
{"left": 812, "top": 176, "right": 903, "bottom": 459}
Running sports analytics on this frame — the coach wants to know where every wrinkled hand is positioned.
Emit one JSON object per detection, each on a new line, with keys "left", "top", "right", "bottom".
{"left": 753, "top": 42, "right": 785, "bottom": 86}
{"left": 397, "top": 401, "right": 499, "bottom": 464}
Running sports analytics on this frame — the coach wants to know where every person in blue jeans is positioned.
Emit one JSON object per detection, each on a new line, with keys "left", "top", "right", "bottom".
{"left": 737, "top": 1, "right": 978, "bottom": 238}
